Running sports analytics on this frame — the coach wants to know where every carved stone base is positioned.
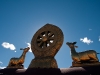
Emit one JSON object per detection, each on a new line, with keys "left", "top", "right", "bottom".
{"left": 7, "top": 65, "right": 24, "bottom": 69}
{"left": 72, "top": 62, "right": 100, "bottom": 67}
{"left": 28, "top": 57, "right": 58, "bottom": 68}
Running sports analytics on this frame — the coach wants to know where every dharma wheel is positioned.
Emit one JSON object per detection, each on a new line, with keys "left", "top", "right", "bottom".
{"left": 28, "top": 24, "right": 64, "bottom": 68}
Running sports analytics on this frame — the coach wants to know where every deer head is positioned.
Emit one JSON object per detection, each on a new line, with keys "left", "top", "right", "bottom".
{"left": 66, "top": 42, "right": 78, "bottom": 49}
{"left": 20, "top": 47, "right": 30, "bottom": 52}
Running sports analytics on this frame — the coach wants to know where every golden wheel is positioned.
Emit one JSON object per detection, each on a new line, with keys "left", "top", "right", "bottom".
{"left": 31, "top": 24, "right": 64, "bottom": 57}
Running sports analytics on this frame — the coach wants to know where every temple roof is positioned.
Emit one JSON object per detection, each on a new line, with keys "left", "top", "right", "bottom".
{"left": 0, "top": 65, "right": 100, "bottom": 75}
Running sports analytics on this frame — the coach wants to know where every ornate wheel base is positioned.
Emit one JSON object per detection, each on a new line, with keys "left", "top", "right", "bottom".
{"left": 7, "top": 64, "right": 24, "bottom": 69}
{"left": 29, "top": 24, "right": 63, "bottom": 68}
{"left": 28, "top": 57, "right": 58, "bottom": 68}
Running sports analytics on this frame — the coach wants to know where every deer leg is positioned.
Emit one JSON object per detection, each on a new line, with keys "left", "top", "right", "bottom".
{"left": 72, "top": 61, "right": 81, "bottom": 64}
{"left": 90, "top": 53, "right": 99, "bottom": 62}
{"left": 87, "top": 51, "right": 99, "bottom": 62}
{"left": 89, "top": 55, "right": 99, "bottom": 63}
{"left": 94, "top": 55, "right": 99, "bottom": 62}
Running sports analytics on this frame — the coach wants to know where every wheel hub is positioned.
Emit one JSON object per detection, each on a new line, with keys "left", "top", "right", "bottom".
{"left": 42, "top": 36, "right": 48, "bottom": 42}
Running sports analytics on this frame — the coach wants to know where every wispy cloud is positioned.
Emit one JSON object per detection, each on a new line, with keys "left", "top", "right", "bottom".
{"left": 26, "top": 42, "right": 32, "bottom": 52}
{"left": 0, "top": 66, "right": 6, "bottom": 69}
{"left": 25, "top": 67, "right": 27, "bottom": 69}
{"left": 99, "top": 36, "right": 100, "bottom": 41}
{"left": 89, "top": 28, "right": 92, "bottom": 31}
{"left": 0, "top": 61, "right": 6, "bottom": 69}
{"left": 0, "top": 61, "right": 3, "bottom": 65}
{"left": 80, "top": 37, "right": 93, "bottom": 45}
{"left": 2, "top": 42, "right": 16, "bottom": 50}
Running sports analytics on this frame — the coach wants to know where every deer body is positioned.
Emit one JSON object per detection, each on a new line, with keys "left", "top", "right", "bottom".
{"left": 70, "top": 48, "right": 80, "bottom": 62}
{"left": 66, "top": 42, "right": 99, "bottom": 63}
{"left": 78, "top": 50, "right": 98, "bottom": 61}
{"left": 8, "top": 47, "right": 30, "bottom": 66}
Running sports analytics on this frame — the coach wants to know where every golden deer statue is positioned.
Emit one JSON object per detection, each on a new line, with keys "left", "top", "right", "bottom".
{"left": 7, "top": 47, "right": 30, "bottom": 68}
{"left": 66, "top": 42, "right": 99, "bottom": 64}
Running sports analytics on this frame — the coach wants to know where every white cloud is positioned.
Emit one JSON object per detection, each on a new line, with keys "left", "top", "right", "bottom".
{"left": 0, "top": 61, "right": 3, "bottom": 65}
{"left": 24, "top": 67, "right": 27, "bottom": 69}
{"left": 0, "top": 61, "right": 5, "bottom": 69}
{"left": 99, "top": 36, "right": 100, "bottom": 41}
{"left": 0, "top": 66, "right": 6, "bottom": 69}
{"left": 27, "top": 43, "right": 31, "bottom": 47}
{"left": 2, "top": 42, "right": 16, "bottom": 50}
{"left": 80, "top": 37, "right": 93, "bottom": 45}
{"left": 29, "top": 49, "right": 32, "bottom": 52}
{"left": 26, "top": 42, "right": 32, "bottom": 52}
{"left": 14, "top": 51, "right": 16, "bottom": 52}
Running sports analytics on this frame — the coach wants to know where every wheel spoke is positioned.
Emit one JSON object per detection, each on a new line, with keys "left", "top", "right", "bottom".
{"left": 49, "top": 37, "right": 54, "bottom": 40}
{"left": 37, "top": 39, "right": 42, "bottom": 42}
{"left": 43, "top": 42, "right": 47, "bottom": 48}
{"left": 45, "top": 31, "right": 48, "bottom": 37}
{"left": 48, "top": 32, "right": 53, "bottom": 37}
{"left": 39, "top": 34, "right": 43, "bottom": 37}
{"left": 38, "top": 41, "right": 43, "bottom": 47}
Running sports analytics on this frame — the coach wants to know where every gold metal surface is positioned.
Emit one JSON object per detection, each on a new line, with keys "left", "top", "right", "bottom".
{"left": 66, "top": 42, "right": 99, "bottom": 66}
{"left": 28, "top": 24, "right": 64, "bottom": 68}
{"left": 7, "top": 47, "right": 30, "bottom": 68}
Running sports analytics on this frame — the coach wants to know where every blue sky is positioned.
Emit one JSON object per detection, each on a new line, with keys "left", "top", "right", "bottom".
{"left": 0, "top": 0, "right": 100, "bottom": 69}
